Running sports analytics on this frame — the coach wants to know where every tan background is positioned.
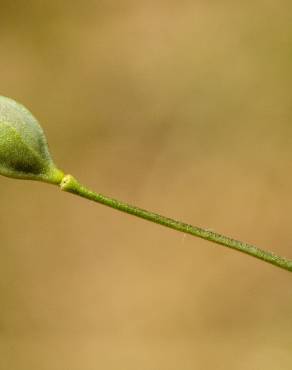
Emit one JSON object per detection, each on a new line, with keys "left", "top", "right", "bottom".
{"left": 1, "top": 1, "right": 292, "bottom": 369}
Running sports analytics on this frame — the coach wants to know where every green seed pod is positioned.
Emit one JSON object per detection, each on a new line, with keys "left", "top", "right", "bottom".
{"left": 0, "top": 96, "right": 64, "bottom": 184}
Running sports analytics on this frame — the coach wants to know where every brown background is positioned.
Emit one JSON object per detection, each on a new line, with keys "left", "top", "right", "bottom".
{"left": 1, "top": 1, "right": 292, "bottom": 369}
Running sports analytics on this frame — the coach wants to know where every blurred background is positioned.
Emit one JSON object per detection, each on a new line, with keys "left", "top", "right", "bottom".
{"left": 1, "top": 1, "right": 292, "bottom": 369}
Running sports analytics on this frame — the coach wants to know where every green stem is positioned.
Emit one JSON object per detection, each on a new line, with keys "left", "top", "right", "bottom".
{"left": 60, "top": 174, "right": 292, "bottom": 273}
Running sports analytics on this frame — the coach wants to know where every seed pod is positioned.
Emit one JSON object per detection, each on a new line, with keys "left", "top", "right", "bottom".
{"left": 0, "top": 96, "right": 63, "bottom": 184}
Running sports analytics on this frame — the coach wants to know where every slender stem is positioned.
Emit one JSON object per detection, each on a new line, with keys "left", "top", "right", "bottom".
{"left": 60, "top": 174, "right": 292, "bottom": 273}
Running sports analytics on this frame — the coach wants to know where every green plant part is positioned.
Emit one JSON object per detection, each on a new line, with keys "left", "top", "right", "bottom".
{"left": 1, "top": 95, "right": 292, "bottom": 273}
{"left": 0, "top": 96, "right": 63, "bottom": 184}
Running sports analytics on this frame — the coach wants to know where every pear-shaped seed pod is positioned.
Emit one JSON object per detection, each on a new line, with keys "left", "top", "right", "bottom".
{"left": 0, "top": 96, "right": 63, "bottom": 184}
